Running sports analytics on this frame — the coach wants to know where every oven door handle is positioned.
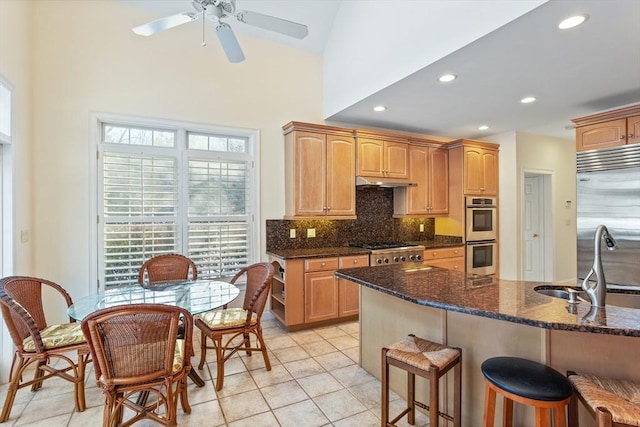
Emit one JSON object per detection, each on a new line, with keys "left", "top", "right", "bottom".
{"left": 466, "top": 240, "right": 496, "bottom": 245}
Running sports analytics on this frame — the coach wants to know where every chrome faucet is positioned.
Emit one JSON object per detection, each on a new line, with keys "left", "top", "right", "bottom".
{"left": 581, "top": 224, "right": 618, "bottom": 307}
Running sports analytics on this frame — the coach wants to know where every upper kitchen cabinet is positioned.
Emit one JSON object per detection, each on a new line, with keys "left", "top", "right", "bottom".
{"left": 354, "top": 129, "right": 409, "bottom": 179}
{"left": 394, "top": 140, "right": 449, "bottom": 216}
{"left": 283, "top": 122, "right": 356, "bottom": 219}
{"left": 573, "top": 104, "right": 640, "bottom": 151}
{"left": 463, "top": 144, "right": 498, "bottom": 196}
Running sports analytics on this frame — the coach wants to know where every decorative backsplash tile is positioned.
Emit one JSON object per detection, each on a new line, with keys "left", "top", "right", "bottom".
{"left": 266, "top": 187, "right": 444, "bottom": 250}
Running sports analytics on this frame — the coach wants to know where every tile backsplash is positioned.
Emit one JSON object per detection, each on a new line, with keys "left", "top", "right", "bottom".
{"left": 267, "top": 187, "right": 439, "bottom": 250}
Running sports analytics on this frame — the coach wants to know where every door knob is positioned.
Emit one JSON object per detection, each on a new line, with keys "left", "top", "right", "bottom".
{"left": 533, "top": 233, "right": 539, "bottom": 238}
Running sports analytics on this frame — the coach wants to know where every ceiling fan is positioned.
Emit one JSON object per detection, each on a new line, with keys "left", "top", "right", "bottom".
{"left": 132, "top": 0, "right": 309, "bottom": 63}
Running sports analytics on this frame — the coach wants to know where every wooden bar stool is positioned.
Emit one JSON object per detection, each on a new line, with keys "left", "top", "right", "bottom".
{"left": 382, "top": 334, "right": 462, "bottom": 427}
{"left": 482, "top": 357, "right": 573, "bottom": 427}
{"left": 567, "top": 371, "right": 640, "bottom": 427}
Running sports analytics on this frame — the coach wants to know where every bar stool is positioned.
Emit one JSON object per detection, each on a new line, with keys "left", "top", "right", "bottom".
{"left": 482, "top": 357, "right": 573, "bottom": 427}
{"left": 382, "top": 334, "right": 462, "bottom": 427}
{"left": 567, "top": 371, "right": 640, "bottom": 427}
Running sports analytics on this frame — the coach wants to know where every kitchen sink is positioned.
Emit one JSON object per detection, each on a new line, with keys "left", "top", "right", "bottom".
{"left": 534, "top": 285, "right": 640, "bottom": 309}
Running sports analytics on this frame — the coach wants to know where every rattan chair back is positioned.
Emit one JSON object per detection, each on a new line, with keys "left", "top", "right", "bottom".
{"left": 195, "top": 262, "right": 274, "bottom": 390}
{"left": 0, "top": 276, "right": 90, "bottom": 422}
{"left": 138, "top": 254, "right": 197, "bottom": 286}
{"left": 81, "top": 304, "right": 193, "bottom": 426}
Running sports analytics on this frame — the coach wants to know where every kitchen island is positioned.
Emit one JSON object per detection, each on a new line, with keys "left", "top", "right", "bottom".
{"left": 335, "top": 264, "right": 640, "bottom": 426}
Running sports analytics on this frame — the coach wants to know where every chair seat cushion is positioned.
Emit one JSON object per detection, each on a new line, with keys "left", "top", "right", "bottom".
{"left": 482, "top": 357, "right": 573, "bottom": 402}
{"left": 196, "top": 308, "right": 256, "bottom": 330}
{"left": 23, "top": 322, "right": 86, "bottom": 352}
{"left": 386, "top": 335, "right": 460, "bottom": 372}
{"left": 569, "top": 373, "right": 640, "bottom": 425}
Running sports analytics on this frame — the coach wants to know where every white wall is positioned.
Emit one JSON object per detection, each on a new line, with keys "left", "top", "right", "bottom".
{"left": 491, "top": 131, "right": 576, "bottom": 281}
{"left": 0, "top": 0, "right": 34, "bottom": 384}
{"left": 28, "top": 0, "right": 324, "bottom": 304}
{"left": 323, "top": 0, "right": 546, "bottom": 117}
{"left": 516, "top": 132, "right": 576, "bottom": 282}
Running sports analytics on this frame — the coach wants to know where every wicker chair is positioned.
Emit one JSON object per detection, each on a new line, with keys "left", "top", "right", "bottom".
{"left": 567, "top": 371, "right": 640, "bottom": 427}
{"left": 138, "top": 254, "right": 197, "bottom": 287}
{"left": 81, "top": 304, "right": 193, "bottom": 427}
{"left": 195, "top": 262, "right": 274, "bottom": 390}
{"left": 0, "top": 276, "right": 91, "bottom": 423}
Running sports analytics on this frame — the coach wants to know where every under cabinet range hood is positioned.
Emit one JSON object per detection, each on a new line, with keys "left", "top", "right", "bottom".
{"left": 355, "top": 176, "right": 417, "bottom": 188}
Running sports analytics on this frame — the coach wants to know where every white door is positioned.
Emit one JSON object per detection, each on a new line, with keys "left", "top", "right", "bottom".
{"left": 524, "top": 176, "right": 545, "bottom": 281}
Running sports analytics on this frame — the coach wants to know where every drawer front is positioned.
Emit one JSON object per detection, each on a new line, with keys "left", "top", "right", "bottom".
{"left": 423, "top": 246, "right": 464, "bottom": 260}
{"left": 339, "top": 255, "right": 369, "bottom": 269}
{"left": 426, "top": 257, "right": 464, "bottom": 272}
{"left": 305, "top": 257, "right": 339, "bottom": 272}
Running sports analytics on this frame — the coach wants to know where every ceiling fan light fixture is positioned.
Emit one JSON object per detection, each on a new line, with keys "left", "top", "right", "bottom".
{"left": 438, "top": 74, "right": 457, "bottom": 83}
{"left": 373, "top": 106, "right": 387, "bottom": 112}
{"left": 521, "top": 96, "right": 536, "bottom": 104}
{"left": 558, "top": 14, "right": 588, "bottom": 30}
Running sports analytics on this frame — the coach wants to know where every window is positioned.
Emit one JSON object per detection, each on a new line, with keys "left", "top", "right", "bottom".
{"left": 98, "top": 118, "right": 258, "bottom": 289}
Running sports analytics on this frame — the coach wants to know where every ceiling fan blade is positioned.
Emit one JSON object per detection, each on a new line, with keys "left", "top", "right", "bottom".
{"left": 235, "top": 10, "right": 308, "bottom": 39}
{"left": 133, "top": 13, "right": 197, "bottom": 36}
{"left": 216, "top": 24, "right": 245, "bottom": 63}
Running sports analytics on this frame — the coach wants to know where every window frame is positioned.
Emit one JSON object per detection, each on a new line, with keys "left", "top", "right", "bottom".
{"left": 0, "top": 74, "right": 14, "bottom": 278}
{"left": 89, "top": 112, "right": 260, "bottom": 291}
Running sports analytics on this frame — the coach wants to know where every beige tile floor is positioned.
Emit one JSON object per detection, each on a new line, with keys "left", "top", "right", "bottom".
{"left": 0, "top": 313, "right": 431, "bottom": 426}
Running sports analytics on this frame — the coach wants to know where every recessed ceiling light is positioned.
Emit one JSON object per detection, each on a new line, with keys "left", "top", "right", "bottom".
{"left": 373, "top": 106, "right": 386, "bottom": 112}
{"left": 558, "top": 14, "right": 588, "bottom": 30}
{"left": 478, "top": 125, "right": 489, "bottom": 131}
{"left": 438, "top": 74, "right": 457, "bottom": 83}
{"left": 521, "top": 96, "right": 536, "bottom": 104}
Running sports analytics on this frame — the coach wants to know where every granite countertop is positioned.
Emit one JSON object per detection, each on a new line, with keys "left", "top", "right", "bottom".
{"left": 267, "top": 246, "right": 371, "bottom": 259}
{"left": 267, "top": 240, "right": 463, "bottom": 260}
{"left": 335, "top": 264, "right": 640, "bottom": 337}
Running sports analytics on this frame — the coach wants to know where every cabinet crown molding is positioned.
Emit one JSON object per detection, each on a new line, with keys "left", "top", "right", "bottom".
{"left": 572, "top": 104, "right": 640, "bottom": 128}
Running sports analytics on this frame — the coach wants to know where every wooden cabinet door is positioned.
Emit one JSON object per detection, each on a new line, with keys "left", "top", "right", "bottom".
{"left": 384, "top": 141, "right": 409, "bottom": 178}
{"left": 406, "top": 146, "right": 429, "bottom": 214}
{"left": 326, "top": 135, "right": 356, "bottom": 216}
{"left": 338, "top": 278, "right": 359, "bottom": 317}
{"left": 337, "top": 255, "right": 367, "bottom": 317}
{"left": 357, "top": 138, "right": 384, "bottom": 177}
{"left": 464, "top": 147, "right": 483, "bottom": 195}
{"left": 627, "top": 115, "right": 640, "bottom": 145}
{"left": 576, "top": 118, "right": 627, "bottom": 151}
{"left": 464, "top": 147, "right": 497, "bottom": 196}
{"left": 481, "top": 149, "right": 498, "bottom": 196}
{"left": 304, "top": 271, "right": 339, "bottom": 323}
{"left": 429, "top": 148, "right": 449, "bottom": 214}
{"left": 294, "top": 132, "right": 326, "bottom": 215}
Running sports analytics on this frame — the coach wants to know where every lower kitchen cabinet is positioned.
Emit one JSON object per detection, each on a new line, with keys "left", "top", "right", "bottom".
{"left": 268, "top": 257, "right": 304, "bottom": 328}
{"left": 268, "top": 254, "right": 367, "bottom": 329}
{"left": 304, "top": 257, "right": 340, "bottom": 323}
{"left": 423, "top": 246, "right": 465, "bottom": 272}
{"left": 338, "top": 255, "right": 368, "bottom": 317}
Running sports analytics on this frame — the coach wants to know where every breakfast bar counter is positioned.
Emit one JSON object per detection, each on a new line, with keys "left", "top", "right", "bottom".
{"left": 335, "top": 264, "right": 640, "bottom": 426}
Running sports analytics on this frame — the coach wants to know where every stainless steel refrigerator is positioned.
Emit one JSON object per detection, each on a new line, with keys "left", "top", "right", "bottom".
{"left": 577, "top": 144, "right": 640, "bottom": 288}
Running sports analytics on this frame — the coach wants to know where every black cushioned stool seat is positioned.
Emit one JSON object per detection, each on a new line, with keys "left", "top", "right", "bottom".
{"left": 481, "top": 357, "right": 573, "bottom": 427}
{"left": 382, "top": 334, "right": 462, "bottom": 427}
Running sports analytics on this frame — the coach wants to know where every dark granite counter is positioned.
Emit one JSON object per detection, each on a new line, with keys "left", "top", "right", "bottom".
{"left": 267, "top": 239, "right": 463, "bottom": 260}
{"left": 335, "top": 264, "right": 640, "bottom": 337}
{"left": 267, "top": 246, "right": 371, "bottom": 260}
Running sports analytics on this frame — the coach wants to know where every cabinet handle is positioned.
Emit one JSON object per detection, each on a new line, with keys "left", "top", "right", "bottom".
{"left": 621, "top": 135, "right": 626, "bottom": 140}
{"left": 453, "top": 250, "right": 458, "bottom": 255}
{"left": 320, "top": 262, "right": 325, "bottom": 267}
{"left": 433, "top": 251, "right": 437, "bottom": 256}
{"left": 353, "top": 260, "right": 358, "bottom": 265}
{"left": 480, "top": 187, "right": 485, "bottom": 191}
{"left": 629, "top": 134, "right": 635, "bottom": 139}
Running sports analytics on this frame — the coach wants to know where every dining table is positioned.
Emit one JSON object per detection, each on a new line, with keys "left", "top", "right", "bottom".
{"left": 68, "top": 279, "right": 240, "bottom": 387}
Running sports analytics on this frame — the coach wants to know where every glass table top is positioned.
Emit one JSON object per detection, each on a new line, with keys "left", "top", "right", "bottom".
{"left": 68, "top": 280, "right": 240, "bottom": 320}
